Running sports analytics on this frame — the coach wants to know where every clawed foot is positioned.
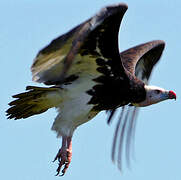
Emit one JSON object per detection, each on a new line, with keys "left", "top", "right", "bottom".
{"left": 53, "top": 136, "right": 72, "bottom": 176}
{"left": 53, "top": 148, "right": 72, "bottom": 176}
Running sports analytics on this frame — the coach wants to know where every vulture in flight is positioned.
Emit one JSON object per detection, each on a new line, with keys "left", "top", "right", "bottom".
{"left": 6, "top": 3, "right": 176, "bottom": 176}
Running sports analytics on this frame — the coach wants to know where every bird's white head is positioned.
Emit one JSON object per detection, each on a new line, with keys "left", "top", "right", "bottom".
{"left": 133, "top": 85, "right": 176, "bottom": 107}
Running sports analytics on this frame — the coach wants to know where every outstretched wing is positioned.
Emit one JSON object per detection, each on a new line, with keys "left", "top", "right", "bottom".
{"left": 109, "top": 40, "right": 165, "bottom": 170}
{"left": 31, "top": 3, "right": 128, "bottom": 85}
{"left": 121, "top": 40, "right": 165, "bottom": 83}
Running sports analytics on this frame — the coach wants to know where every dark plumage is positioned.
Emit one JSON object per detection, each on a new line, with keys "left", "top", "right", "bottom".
{"left": 6, "top": 3, "right": 176, "bottom": 176}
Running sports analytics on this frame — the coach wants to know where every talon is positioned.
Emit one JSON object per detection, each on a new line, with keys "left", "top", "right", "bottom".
{"left": 52, "top": 155, "right": 58, "bottom": 162}
{"left": 55, "top": 162, "right": 63, "bottom": 176}
{"left": 53, "top": 136, "right": 72, "bottom": 176}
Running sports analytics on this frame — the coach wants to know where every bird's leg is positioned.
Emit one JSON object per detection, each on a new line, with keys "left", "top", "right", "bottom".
{"left": 53, "top": 136, "right": 72, "bottom": 176}
{"left": 61, "top": 137, "right": 72, "bottom": 175}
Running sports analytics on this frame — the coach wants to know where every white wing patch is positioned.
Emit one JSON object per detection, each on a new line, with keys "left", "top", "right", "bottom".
{"left": 135, "top": 58, "right": 148, "bottom": 84}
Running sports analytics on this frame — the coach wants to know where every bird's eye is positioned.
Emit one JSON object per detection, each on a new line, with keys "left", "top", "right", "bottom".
{"left": 155, "top": 90, "right": 161, "bottom": 94}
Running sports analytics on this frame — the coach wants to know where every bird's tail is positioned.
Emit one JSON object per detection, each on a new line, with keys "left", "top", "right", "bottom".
{"left": 6, "top": 86, "right": 62, "bottom": 120}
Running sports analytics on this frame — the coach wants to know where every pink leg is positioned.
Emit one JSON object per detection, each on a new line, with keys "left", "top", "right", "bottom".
{"left": 53, "top": 136, "right": 72, "bottom": 176}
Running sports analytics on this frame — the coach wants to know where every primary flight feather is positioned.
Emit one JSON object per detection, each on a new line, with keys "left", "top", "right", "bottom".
{"left": 6, "top": 3, "right": 176, "bottom": 176}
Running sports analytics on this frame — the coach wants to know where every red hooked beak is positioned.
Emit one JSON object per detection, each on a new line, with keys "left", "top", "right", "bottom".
{"left": 168, "top": 90, "right": 176, "bottom": 100}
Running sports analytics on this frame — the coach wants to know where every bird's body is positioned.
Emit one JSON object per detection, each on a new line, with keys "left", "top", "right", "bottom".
{"left": 52, "top": 76, "right": 98, "bottom": 137}
{"left": 6, "top": 3, "right": 176, "bottom": 176}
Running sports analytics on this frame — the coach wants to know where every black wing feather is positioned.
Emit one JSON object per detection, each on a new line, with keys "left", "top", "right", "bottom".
{"left": 31, "top": 3, "right": 128, "bottom": 85}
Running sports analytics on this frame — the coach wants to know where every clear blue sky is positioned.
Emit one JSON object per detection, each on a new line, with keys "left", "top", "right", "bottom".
{"left": 1, "top": 0, "right": 181, "bottom": 179}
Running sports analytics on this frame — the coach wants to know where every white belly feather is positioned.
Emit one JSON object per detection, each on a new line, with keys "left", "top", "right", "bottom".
{"left": 51, "top": 75, "right": 98, "bottom": 137}
{"left": 47, "top": 53, "right": 102, "bottom": 137}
